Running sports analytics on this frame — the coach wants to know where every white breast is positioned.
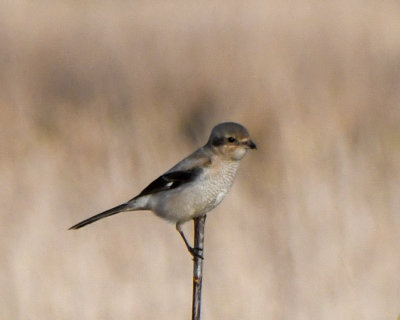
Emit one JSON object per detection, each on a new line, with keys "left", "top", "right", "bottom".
{"left": 214, "top": 191, "right": 226, "bottom": 207}
{"left": 202, "top": 160, "right": 240, "bottom": 211}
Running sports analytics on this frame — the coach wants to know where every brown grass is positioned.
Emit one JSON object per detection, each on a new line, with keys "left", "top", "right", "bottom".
{"left": 1, "top": 0, "right": 400, "bottom": 319}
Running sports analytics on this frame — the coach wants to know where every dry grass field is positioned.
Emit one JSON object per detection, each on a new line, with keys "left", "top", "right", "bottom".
{"left": 1, "top": 0, "right": 400, "bottom": 319}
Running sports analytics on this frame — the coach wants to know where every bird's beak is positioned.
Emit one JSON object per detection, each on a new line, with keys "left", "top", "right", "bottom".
{"left": 246, "top": 140, "right": 257, "bottom": 150}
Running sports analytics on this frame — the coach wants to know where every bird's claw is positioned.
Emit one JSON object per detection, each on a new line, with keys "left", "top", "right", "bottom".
{"left": 189, "top": 246, "right": 204, "bottom": 260}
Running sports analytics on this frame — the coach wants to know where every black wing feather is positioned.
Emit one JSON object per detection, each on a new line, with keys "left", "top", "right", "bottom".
{"left": 135, "top": 168, "right": 202, "bottom": 197}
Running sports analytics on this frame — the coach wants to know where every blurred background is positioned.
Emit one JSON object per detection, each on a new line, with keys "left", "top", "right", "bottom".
{"left": 1, "top": 0, "right": 399, "bottom": 319}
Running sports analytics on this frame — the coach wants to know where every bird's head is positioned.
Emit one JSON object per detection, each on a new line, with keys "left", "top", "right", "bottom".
{"left": 207, "top": 122, "right": 257, "bottom": 161}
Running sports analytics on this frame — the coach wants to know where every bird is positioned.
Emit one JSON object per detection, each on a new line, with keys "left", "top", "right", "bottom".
{"left": 69, "top": 122, "right": 257, "bottom": 258}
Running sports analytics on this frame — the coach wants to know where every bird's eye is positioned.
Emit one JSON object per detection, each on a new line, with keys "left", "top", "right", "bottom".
{"left": 227, "top": 137, "right": 236, "bottom": 143}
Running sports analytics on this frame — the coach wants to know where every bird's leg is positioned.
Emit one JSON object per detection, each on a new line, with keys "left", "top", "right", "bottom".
{"left": 176, "top": 222, "right": 203, "bottom": 259}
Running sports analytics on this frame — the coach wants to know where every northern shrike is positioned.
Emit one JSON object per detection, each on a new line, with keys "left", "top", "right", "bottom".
{"left": 70, "top": 122, "right": 257, "bottom": 257}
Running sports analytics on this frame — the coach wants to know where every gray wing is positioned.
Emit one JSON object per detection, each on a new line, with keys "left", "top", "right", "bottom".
{"left": 131, "top": 147, "right": 212, "bottom": 199}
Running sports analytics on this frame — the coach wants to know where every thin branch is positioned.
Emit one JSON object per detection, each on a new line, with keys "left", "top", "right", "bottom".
{"left": 192, "top": 215, "right": 206, "bottom": 320}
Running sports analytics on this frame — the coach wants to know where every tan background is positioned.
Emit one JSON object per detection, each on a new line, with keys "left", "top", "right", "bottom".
{"left": 1, "top": 1, "right": 399, "bottom": 319}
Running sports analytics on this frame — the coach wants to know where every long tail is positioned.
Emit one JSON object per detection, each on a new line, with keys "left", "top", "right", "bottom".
{"left": 69, "top": 203, "right": 131, "bottom": 230}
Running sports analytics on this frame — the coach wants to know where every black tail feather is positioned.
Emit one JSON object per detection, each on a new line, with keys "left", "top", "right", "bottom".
{"left": 69, "top": 203, "right": 130, "bottom": 230}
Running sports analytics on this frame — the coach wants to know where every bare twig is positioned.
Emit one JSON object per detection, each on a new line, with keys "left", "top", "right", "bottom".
{"left": 192, "top": 215, "right": 206, "bottom": 320}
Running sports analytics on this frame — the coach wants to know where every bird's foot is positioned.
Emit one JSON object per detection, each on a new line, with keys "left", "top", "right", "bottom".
{"left": 188, "top": 246, "right": 204, "bottom": 260}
